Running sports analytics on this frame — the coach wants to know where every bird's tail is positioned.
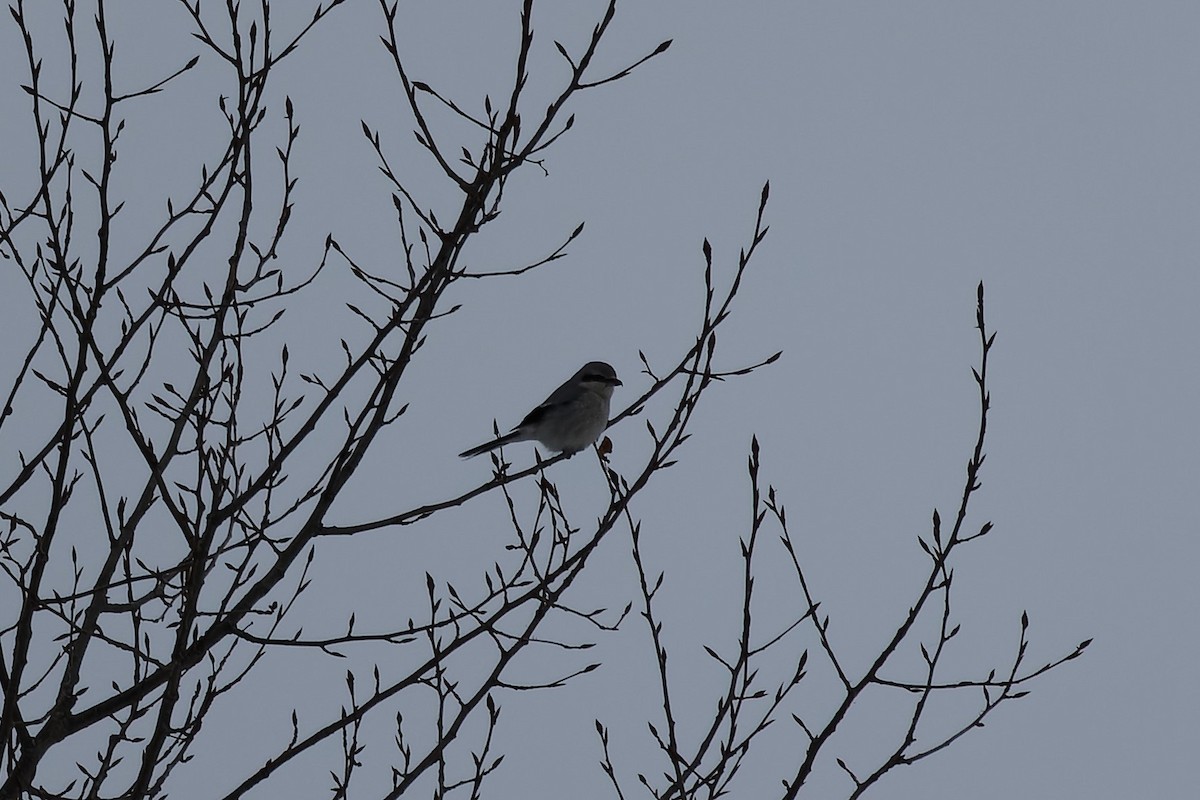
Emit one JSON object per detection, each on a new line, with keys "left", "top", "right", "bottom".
{"left": 458, "top": 430, "right": 524, "bottom": 459}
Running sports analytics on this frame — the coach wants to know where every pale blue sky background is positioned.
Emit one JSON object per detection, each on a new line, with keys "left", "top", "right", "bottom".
{"left": 2, "top": 1, "right": 1197, "bottom": 797}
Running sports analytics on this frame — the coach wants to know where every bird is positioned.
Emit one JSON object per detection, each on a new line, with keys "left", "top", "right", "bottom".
{"left": 459, "top": 361, "right": 622, "bottom": 459}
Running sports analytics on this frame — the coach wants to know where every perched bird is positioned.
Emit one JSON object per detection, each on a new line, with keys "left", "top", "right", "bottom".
{"left": 459, "top": 361, "right": 622, "bottom": 459}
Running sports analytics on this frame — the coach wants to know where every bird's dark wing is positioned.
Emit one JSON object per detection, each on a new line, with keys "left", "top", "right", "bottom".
{"left": 515, "top": 399, "right": 562, "bottom": 430}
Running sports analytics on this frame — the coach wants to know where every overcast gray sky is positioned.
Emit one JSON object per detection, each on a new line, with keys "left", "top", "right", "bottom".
{"left": 2, "top": 1, "right": 1197, "bottom": 798}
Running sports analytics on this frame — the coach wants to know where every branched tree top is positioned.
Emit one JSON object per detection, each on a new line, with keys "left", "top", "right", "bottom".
{"left": 0, "top": 3, "right": 1086, "bottom": 799}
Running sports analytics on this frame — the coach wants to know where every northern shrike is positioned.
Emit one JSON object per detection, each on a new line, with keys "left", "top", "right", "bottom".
{"left": 459, "top": 361, "right": 622, "bottom": 459}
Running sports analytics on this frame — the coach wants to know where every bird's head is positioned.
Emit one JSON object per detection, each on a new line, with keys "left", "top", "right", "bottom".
{"left": 577, "top": 361, "right": 622, "bottom": 397}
